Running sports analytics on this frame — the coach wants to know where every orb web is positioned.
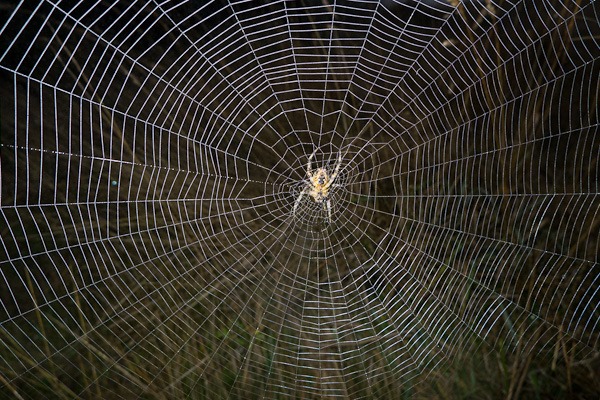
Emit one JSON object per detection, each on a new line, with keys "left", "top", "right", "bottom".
{"left": 0, "top": 1, "right": 598, "bottom": 399}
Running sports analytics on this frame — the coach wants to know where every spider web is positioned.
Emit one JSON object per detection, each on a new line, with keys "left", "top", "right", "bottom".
{"left": 0, "top": 1, "right": 598, "bottom": 398}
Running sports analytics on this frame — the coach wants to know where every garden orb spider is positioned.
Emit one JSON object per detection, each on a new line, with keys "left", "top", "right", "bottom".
{"left": 293, "top": 150, "right": 343, "bottom": 223}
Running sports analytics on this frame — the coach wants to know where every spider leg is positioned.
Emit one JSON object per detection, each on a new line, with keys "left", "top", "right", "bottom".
{"left": 293, "top": 187, "right": 307, "bottom": 217}
{"left": 329, "top": 151, "right": 343, "bottom": 181}
{"left": 322, "top": 151, "right": 343, "bottom": 192}
{"left": 307, "top": 150, "right": 317, "bottom": 176}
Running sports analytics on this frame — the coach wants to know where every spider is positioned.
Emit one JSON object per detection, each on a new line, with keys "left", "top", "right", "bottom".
{"left": 293, "top": 150, "right": 343, "bottom": 223}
